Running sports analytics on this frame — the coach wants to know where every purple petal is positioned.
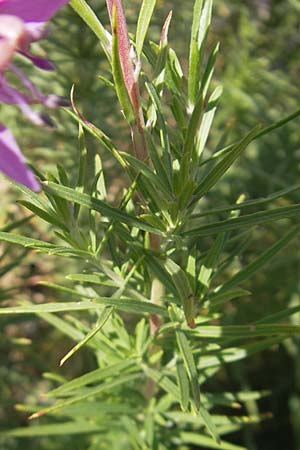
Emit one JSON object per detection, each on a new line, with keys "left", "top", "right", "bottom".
{"left": 0, "top": 14, "right": 25, "bottom": 68}
{"left": 0, "top": 78, "right": 35, "bottom": 104}
{"left": 0, "top": 125, "right": 40, "bottom": 191}
{"left": 24, "top": 22, "right": 50, "bottom": 42}
{"left": 0, "top": 73, "right": 45, "bottom": 124}
{"left": 0, "top": 0, "right": 69, "bottom": 23}
{"left": 18, "top": 50, "right": 55, "bottom": 71}
{"left": 43, "top": 94, "right": 70, "bottom": 108}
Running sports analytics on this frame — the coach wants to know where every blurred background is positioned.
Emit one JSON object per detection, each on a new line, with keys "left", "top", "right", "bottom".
{"left": 0, "top": 0, "right": 300, "bottom": 448}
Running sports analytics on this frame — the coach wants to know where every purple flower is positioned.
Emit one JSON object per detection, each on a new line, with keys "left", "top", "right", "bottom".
{"left": 0, "top": 125, "right": 40, "bottom": 191}
{"left": 0, "top": 0, "right": 69, "bottom": 190}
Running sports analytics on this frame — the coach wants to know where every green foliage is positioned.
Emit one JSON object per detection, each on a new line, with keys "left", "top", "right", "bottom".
{"left": 1, "top": 0, "right": 300, "bottom": 449}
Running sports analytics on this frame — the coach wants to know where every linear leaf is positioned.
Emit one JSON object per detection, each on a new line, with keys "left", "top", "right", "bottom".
{"left": 144, "top": 366, "right": 181, "bottom": 401}
{"left": 188, "top": 0, "right": 213, "bottom": 106}
{"left": 188, "top": 324, "right": 300, "bottom": 339}
{"left": 175, "top": 330, "right": 200, "bottom": 410}
{"left": 219, "top": 225, "right": 300, "bottom": 292}
{"left": 198, "top": 337, "right": 284, "bottom": 369}
{"left": 0, "top": 215, "right": 33, "bottom": 233}
{"left": 43, "top": 182, "right": 161, "bottom": 235}
{"left": 181, "top": 91, "right": 204, "bottom": 179}
{"left": 120, "top": 151, "right": 174, "bottom": 201}
{"left": 136, "top": 0, "right": 156, "bottom": 57}
{"left": 199, "top": 407, "right": 221, "bottom": 444}
{"left": 203, "top": 288, "right": 251, "bottom": 311}
{"left": 199, "top": 108, "right": 300, "bottom": 168}
{"left": 201, "top": 42, "right": 219, "bottom": 98}
{"left": 194, "top": 127, "right": 260, "bottom": 198}
{"left": 48, "top": 360, "right": 137, "bottom": 397}
{"left": 18, "top": 200, "right": 68, "bottom": 230}
{"left": 38, "top": 312, "right": 86, "bottom": 342}
{"left": 197, "top": 232, "right": 226, "bottom": 298}
{"left": 0, "top": 298, "right": 166, "bottom": 316}
{"left": 67, "top": 273, "right": 118, "bottom": 287}
{"left": 165, "top": 261, "right": 195, "bottom": 325}
{"left": 144, "top": 128, "right": 172, "bottom": 191}
{"left": 182, "top": 204, "right": 300, "bottom": 237}
{"left": 29, "top": 373, "right": 142, "bottom": 419}
{"left": 145, "top": 82, "right": 172, "bottom": 179}
{"left": 70, "top": 0, "right": 110, "bottom": 59}
{"left": 0, "top": 231, "right": 55, "bottom": 250}
{"left": 177, "top": 431, "right": 246, "bottom": 450}
{"left": 191, "top": 183, "right": 300, "bottom": 219}
{"left": 196, "top": 86, "right": 222, "bottom": 157}
{"left": 176, "top": 360, "right": 189, "bottom": 411}
{"left": 1, "top": 421, "right": 104, "bottom": 437}
{"left": 60, "top": 307, "right": 113, "bottom": 366}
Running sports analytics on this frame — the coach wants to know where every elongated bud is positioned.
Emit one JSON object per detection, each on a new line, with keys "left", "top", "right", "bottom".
{"left": 106, "top": 0, "right": 140, "bottom": 116}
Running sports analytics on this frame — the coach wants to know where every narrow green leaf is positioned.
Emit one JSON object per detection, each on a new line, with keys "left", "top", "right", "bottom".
{"left": 153, "top": 11, "right": 173, "bottom": 91}
{"left": 60, "top": 307, "right": 113, "bottom": 366}
{"left": 0, "top": 298, "right": 166, "bottom": 316}
{"left": 74, "top": 124, "right": 87, "bottom": 219}
{"left": 145, "top": 82, "right": 172, "bottom": 181}
{"left": 188, "top": 324, "right": 300, "bottom": 339}
{"left": 18, "top": 200, "right": 67, "bottom": 230}
{"left": 201, "top": 42, "right": 219, "bottom": 98}
{"left": 0, "top": 231, "right": 55, "bottom": 250}
{"left": 144, "top": 128, "right": 172, "bottom": 192}
{"left": 70, "top": 0, "right": 111, "bottom": 59}
{"left": 196, "top": 85, "right": 222, "bottom": 157}
{"left": 177, "top": 431, "right": 246, "bottom": 450}
{"left": 189, "top": 0, "right": 204, "bottom": 87}
{"left": 48, "top": 360, "right": 137, "bottom": 397}
{"left": 220, "top": 226, "right": 300, "bottom": 292}
{"left": 120, "top": 151, "right": 174, "bottom": 201}
{"left": 135, "top": 318, "right": 148, "bottom": 355}
{"left": 0, "top": 215, "right": 33, "bottom": 233}
{"left": 205, "top": 391, "right": 270, "bottom": 407}
{"left": 38, "top": 312, "right": 86, "bottom": 342}
{"left": 165, "top": 260, "right": 195, "bottom": 325}
{"left": 194, "top": 126, "right": 260, "bottom": 198}
{"left": 191, "top": 183, "right": 300, "bottom": 219}
{"left": 29, "top": 373, "right": 142, "bottom": 419}
{"left": 136, "top": 0, "right": 156, "bottom": 57}
{"left": 7, "top": 178, "right": 51, "bottom": 211}
{"left": 256, "top": 305, "right": 300, "bottom": 325}
{"left": 43, "top": 182, "right": 162, "bottom": 235}
{"left": 197, "top": 232, "right": 226, "bottom": 298}
{"left": 67, "top": 273, "right": 118, "bottom": 287}
{"left": 147, "top": 255, "right": 178, "bottom": 296}
{"left": 39, "top": 281, "right": 94, "bottom": 297}
{"left": 199, "top": 108, "right": 300, "bottom": 168}
{"left": 198, "top": 337, "right": 284, "bottom": 369}
{"left": 181, "top": 91, "right": 204, "bottom": 179}
{"left": 0, "top": 250, "right": 28, "bottom": 277}
{"left": 199, "top": 407, "right": 221, "bottom": 444}
{"left": 203, "top": 288, "right": 251, "bottom": 311}
{"left": 176, "top": 360, "right": 190, "bottom": 411}
{"left": 182, "top": 204, "right": 300, "bottom": 237}
{"left": 143, "top": 366, "right": 181, "bottom": 401}
{"left": 188, "top": 0, "right": 212, "bottom": 106}
{"left": 1, "top": 421, "right": 104, "bottom": 437}
{"left": 64, "top": 109, "right": 126, "bottom": 169}
{"left": 176, "top": 330, "right": 201, "bottom": 410}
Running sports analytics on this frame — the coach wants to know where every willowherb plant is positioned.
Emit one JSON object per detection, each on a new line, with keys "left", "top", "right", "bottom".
{"left": 1, "top": 0, "right": 300, "bottom": 448}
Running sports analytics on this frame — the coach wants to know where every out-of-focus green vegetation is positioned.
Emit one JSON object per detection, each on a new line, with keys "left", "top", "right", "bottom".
{"left": 0, "top": 1, "right": 300, "bottom": 449}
